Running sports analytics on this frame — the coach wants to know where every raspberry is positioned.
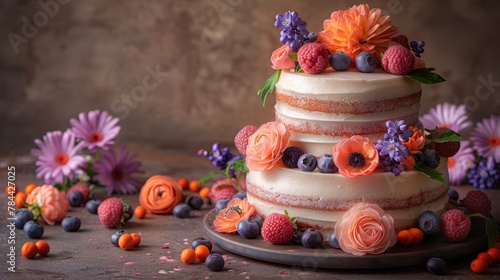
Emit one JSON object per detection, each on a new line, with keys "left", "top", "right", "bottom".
{"left": 97, "top": 197, "right": 125, "bottom": 228}
{"left": 208, "top": 179, "right": 238, "bottom": 204}
{"left": 390, "top": 35, "right": 410, "bottom": 49}
{"left": 461, "top": 190, "right": 492, "bottom": 216}
{"left": 440, "top": 209, "right": 471, "bottom": 242}
{"left": 282, "top": 146, "right": 305, "bottom": 168}
{"left": 261, "top": 212, "right": 294, "bottom": 245}
{"left": 234, "top": 125, "right": 257, "bottom": 155}
{"left": 433, "top": 141, "right": 461, "bottom": 157}
{"left": 297, "top": 43, "right": 329, "bottom": 74}
{"left": 382, "top": 45, "right": 415, "bottom": 75}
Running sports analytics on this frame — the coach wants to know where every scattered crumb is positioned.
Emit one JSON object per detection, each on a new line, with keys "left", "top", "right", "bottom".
{"left": 279, "top": 271, "right": 288, "bottom": 275}
{"left": 124, "top": 262, "right": 134, "bottom": 265}
{"left": 173, "top": 266, "right": 182, "bottom": 272}
{"left": 159, "top": 270, "right": 167, "bottom": 274}
{"left": 239, "top": 272, "right": 248, "bottom": 275}
{"left": 146, "top": 253, "right": 152, "bottom": 256}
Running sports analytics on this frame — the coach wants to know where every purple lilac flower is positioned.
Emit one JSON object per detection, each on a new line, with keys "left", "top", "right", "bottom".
{"left": 467, "top": 158, "right": 500, "bottom": 189}
{"left": 376, "top": 120, "right": 413, "bottom": 175}
{"left": 378, "top": 155, "right": 406, "bottom": 176}
{"left": 419, "top": 103, "right": 472, "bottom": 133}
{"left": 470, "top": 115, "right": 500, "bottom": 163}
{"left": 274, "top": 11, "right": 316, "bottom": 52}
{"left": 447, "top": 141, "right": 475, "bottom": 185}
{"left": 198, "top": 142, "right": 242, "bottom": 177}
{"left": 93, "top": 146, "right": 143, "bottom": 195}
{"left": 70, "top": 110, "right": 121, "bottom": 153}
{"left": 376, "top": 139, "right": 410, "bottom": 163}
{"left": 31, "top": 130, "right": 86, "bottom": 185}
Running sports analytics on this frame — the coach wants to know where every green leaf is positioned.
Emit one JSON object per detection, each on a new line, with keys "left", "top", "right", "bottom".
{"left": 415, "top": 164, "right": 447, "bottom": 186}
{"left": 288, "top": 53, "right": 298, "bottom": 61}
{"left": 405, "top": 67, "right": 446, "bottom": 84}
{"left": 198, "top": 171, "right": 224, "bottom": 185}
{"left": 432, "top": 130, "right": 465, "bottom": 143}
{"left": 295, "top": 64, "right": 302, "bottom": 73}
{"left": 469, "top": 214, "right": 500, "bottom": 248}
{"left": 257, "top": 70, "right": 281, "bottom": 107}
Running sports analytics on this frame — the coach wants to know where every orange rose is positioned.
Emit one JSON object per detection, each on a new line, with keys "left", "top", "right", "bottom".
{"left": 270, "top": 44, "right": 296, "bottom": 70}
{"left": 245, "top": 122, "right": 291, "bottom": 171}
{"left": 139, "top": 175, "right": 183, "bottom": 214}
{"left": 213, "top": 198, "right": 255, "bottom": 234}
{"left": 26, "top": 185, "right": 68, "bottom": 225}
{"left": 333, "top": 135, "right": 379, "bottom": 178}
{"left": 335, "top": 202, "right": 397, "bottom": 256}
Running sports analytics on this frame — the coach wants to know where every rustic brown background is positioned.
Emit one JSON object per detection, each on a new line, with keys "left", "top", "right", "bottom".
{"left": 1, "top": 0, "right": 500, "bottom": 157}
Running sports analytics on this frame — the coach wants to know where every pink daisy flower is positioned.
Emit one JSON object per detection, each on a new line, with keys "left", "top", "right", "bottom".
{"left": 420, "top": 103, "right": 472, "bottom": 133}
{"left": 93, "top": 146, "right": 143, "bottom": 195}
{"left": 447, "top": 141, "right": 475, "bottom": 185}
{"left": 470, "top": 115, "right": 500, "bottom": 163}
{"left": 70, "top": 110, "right": 121, "bottom": 152}
{"left": 31, "top": 130, "right": 86, "bottom": 185}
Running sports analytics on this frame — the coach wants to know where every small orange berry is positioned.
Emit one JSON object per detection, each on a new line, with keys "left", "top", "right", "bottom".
{"left": 409, "top": 228, "right": 424, "bottom": 244}
{"left": 189, "top": 180, "right": 200, "bottom": 192}
{"left": 15, "top": 192, "right": 27, "bottom": 208}
{"left": 24, "top": 183, "right": 37, "bottom": 195}
{"left": 199, "top": 187, "right": 210, "bottom": 198}
{"left": 35, "top": 240, "right": 50, "bottom": 256}
{"left": 181, "top": 248, "right": 197, "bottom": 264}
{"left": 130, "top": 232, "right": 141, "bottom": 247}
{"left": 487, "top": 247, "right": 500, "bottom": 263}
{"left": 195, "top": 245, "right": 210, "bottom": 261}
{"left": 470, "top": 258, "right": 488, "bottom": 274}
{"left": 134, "top": 205, "right": 147, "bottom": 219}
{"left": 22, "top": 242, "right": 38, "bottom": 259}
{"left": 477, "top": 252, "right": 493, "bottom": 266}
{"left": 397, "top": 229, "right": 413, "bottom": 246}
{"left": 118, "top": 233, "right": 135, "bottom": 250}
{"left": 5, "top": 185, "right": 17, "bottom": 196}
{"left": 178, "top": 178, "right": 189, "bottom": 189}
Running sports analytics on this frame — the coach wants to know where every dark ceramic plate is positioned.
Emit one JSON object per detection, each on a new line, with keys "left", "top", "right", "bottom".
{"left": 203, "top": 210, "right": 487, "bottom": 269}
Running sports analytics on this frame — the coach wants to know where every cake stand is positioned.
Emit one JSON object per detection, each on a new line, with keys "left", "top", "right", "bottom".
{"left": 203, "top": 210, "right": 488, "bottom": 269}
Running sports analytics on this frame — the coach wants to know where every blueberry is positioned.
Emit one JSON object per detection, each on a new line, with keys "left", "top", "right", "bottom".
{"left": 186, "top": 196, "right": 204, "bottom": 210}
{"left": 418, "top": 210, "right": 441, "bottom": 237}
{"left": 23, "top": 221, "right": 44, "bottom": 239}
{"left": 250, "top": 215, "right": 264, "bottom": 229}
{"left": 191, "top": 237, "right": 213, "bottom": 251}
{"left": 447, "top": 189, "right": 459, "bottom": 201}
{"left": 111, "top": 230, "right": 125, "bottom": 247}
{"left": 426, "top": 257, "right": 447, "bottom": 275}
{"left": 14, "top": 209, "right": 33, "bottom": 229}
{"left": 329, "top": 51, "right": 351, "bottom": 71}
{"left": 415, "top": 152, "right": 425, "bottom": 165}
{"left": 301, "top": 229, "right": 323, "bottom": 248}
{"left": 173, "top": 203, "right": 190, "bottom": 218}
{"left": 355, "top": 51, "right": 377, "bottom": 73}
{"left": 317, "top": 154, "right": 338, "bottom": 173}
{"left": 85, "top": 199, "right": 101, "bottom": 214}
{"left": 328, "top": 231, "right": 341, "bottom": 249}
{"left": 215, "top": 199, "right": 230, "bottom": 215}
{"left": 61, "top": 216, "right": 81, "bottom": 232}
{"left": 232, "top": 191, "right": 247, "bottom": 200}
{"left": 68, "top": 191, "right": 83, "bottom": 207}
{"left": 237, "top": 218, "right": 260, "bottom": 239}
{"left": 205, "top": 253, "right": 225, "bottom": 272}
{"left": 297, "top": 154, "right": 317, "bottom": 172}
{"left": 424, "top": 149, "right": 440, "bottom": 168}
{"left": 123, "top": 203, "right": 134, "bottom": 222}
{"left": 282, "top": 146, "right": 305, "bottom": 168}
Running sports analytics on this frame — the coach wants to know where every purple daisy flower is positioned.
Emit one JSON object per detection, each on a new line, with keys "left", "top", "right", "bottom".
{"left": 447, "top": 141, "right": 475, "bottom": 185}
{"left": 31, "top": 130, "right": 86, "bottom": 185}
{"left": 93, "top": 146, "right": 143, "bottom": 195}
{"left": 419, "top": 103, "right": 472, "bottom": 133}
{"left": 70, "top": 110, "right": 121, "bottom": 153}
{"left": 470, "top": 115, "right": 500, "bottom": 163}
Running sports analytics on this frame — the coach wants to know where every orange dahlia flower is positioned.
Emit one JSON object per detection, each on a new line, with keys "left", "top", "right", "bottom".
{"left": 401, "top": 126, "right": 426, "bottom": 170}
{"left": 333, "top": 135, "right": 379, "bottom": 178}
{"left": 318, "top": 4, "right": 399, "bottom": 61}
{"left": 213, "top": 198, "right": 255, "bottom": 234}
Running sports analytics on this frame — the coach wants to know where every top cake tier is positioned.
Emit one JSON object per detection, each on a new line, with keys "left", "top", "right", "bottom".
{"left": 274, "top": 70, "right": 422, "bottom": 155}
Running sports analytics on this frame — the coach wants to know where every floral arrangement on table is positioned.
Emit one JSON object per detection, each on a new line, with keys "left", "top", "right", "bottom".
{"left": 31, "top": 110, "right": 144, "bottom": 196}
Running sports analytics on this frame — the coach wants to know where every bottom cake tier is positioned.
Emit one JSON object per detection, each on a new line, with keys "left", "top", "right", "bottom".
{"left": 246, "top": 159, "right": 449, "bottom": 237}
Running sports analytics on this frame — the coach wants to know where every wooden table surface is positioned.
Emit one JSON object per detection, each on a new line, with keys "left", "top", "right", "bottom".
{"left": 1, "top": 141, "right": 499, "bottom": 279}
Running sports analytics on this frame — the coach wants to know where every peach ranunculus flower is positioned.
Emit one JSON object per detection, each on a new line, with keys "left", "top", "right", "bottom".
{"left": 333, "top": 135, "right": 379, "bottom": 178}
{"left": 246, "top": 121, "right": 291, "bottom": 171}
{"left": 335, "top": 202, "right": 397, "bottom": 256}
{"left": 25, "top": 185, "right": 68, "bottom": 225}
{"left": 270, "top": 44, "right": 296, "bottom": 70}
{"left": 213, "top": 198, "right": 255, "bottom": 234}
{"left": 317, "top": 4, "right": 399, "bottom": 61}
{"left": 401, "top": 126, "right": 426, "bottom": 170}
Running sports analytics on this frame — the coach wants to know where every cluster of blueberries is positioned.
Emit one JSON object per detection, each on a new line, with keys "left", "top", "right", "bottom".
{"left": 13, "top": 208, "right": 81, "bottom": 239}
{"left": 282, "top": 146, "right": 338, "bottom": 173}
